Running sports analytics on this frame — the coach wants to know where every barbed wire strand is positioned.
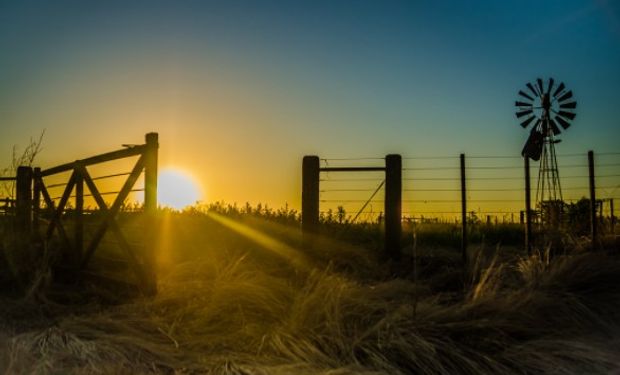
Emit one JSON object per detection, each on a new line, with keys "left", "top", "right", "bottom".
{"left": 91, "top": 172, "right": 133, "bottom": 181}
{"left": 50, "top": 188, "right": 144, "bottom": 201}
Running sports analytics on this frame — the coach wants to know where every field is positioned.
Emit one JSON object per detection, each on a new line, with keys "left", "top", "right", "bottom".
{"left": 0, "top": 208, "right": 619, "bottom": 374}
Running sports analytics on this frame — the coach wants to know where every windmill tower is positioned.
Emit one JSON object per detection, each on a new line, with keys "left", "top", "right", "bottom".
{"left": 515, "top": 78, "right": 577, "bottom": 225}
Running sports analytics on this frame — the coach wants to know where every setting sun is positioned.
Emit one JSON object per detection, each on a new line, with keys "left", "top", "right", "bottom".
{"left": 158, "top": 169, "right": 201, "bottom": 210}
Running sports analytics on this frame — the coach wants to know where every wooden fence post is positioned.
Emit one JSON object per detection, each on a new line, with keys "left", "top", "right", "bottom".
{"left": 145, "top": 133, "right": 158, "bottom": 215}
{"left": 460, "top": 154, "right": 467, "bottom": 266}
{"left": 33, "top": 167, "right": 41, "bottom": 240}
{"left": 75, "top": 163, "right": 84, "bottom": 262}
{"left": 302, "top": 156, "right": 320, "bottom": 239}
{"left": 16, "top": 166, "right": 33, "bottom": 235}
{"left": 385, "top": 154, "right": 402, "bottom": 261}
{"left": 588, "top": 150, "right": 597, "bottom": 249}
{"left": 610, "top": 199, "right": 615, "bottom": 235}
{"left": 144, "top": 132, "right": 159, "bottom": 295}
{"left": 524, "top": 156, "right": 532, "bottom": 255}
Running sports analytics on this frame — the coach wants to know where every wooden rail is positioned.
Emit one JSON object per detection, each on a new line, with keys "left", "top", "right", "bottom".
{"left": 320, "top": 167, "right": 385, "bottom": 172}
{"left": 40, "top": 145, "right": 146, "bottom": 177}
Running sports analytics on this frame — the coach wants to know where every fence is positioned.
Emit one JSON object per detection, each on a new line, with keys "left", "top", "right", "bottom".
{"left": 302, "top": 155, "right": 401, "bottom": 260}
{"left": 0, "top": 176, "right": 16, "bottom": 216}
{"left": 9, "top": 133, "right": 159, "bottom": 295}
{"left": 304, "top": 150, "right": 620, "bottom": 261}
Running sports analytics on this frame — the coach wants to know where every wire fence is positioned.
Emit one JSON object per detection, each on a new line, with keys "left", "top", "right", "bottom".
{"left": 0, "top": 177, "right": 16, "bottom": 215}
{"left": 40, "top": 168, "right": 146, "bottom": 212}
{"left": 317, "top": 152, "right": 620, "bottom": 224}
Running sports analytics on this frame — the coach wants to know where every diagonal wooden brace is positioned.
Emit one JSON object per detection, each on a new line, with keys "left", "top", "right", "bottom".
{"left": 45, "top": 171, "right": 76, "bottom": 241}
{"left": 79, "top": 164, "right": 147, "bottom": 286}
{"left": 39, "top": 175, "right": 73, "bottom": 250}
{"left": 81, "top": 156, "right": 145, "bottom": 269}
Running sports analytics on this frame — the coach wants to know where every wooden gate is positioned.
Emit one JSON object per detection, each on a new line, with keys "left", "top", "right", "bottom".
{"left": 32, "top": 133, "right": 158, "bottom": 294}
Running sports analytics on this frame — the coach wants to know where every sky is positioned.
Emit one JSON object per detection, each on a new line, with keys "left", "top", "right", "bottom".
{"left": 0, "top": 0, "right": 619, "bottom": 215}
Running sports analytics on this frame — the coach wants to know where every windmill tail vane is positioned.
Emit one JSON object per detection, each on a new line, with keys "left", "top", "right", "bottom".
{"left": 522, "top": 125, "right": 543, "bottom": 161}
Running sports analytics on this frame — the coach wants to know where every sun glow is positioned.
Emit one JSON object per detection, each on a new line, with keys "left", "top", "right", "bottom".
{"left": 158, "top": 169, "right": 201, "bottom": 210}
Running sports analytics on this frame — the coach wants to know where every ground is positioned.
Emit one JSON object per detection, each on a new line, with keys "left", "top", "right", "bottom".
{"left": 0, "top": 212, "right": 619, "bottom": 374}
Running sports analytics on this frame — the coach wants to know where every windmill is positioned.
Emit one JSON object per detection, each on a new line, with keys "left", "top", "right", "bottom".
{"left": 515, "top": 78, "right": 577, "bottom": 224}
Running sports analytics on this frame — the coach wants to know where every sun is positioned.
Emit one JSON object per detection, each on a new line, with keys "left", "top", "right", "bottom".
{"left": 157, "top": 169, "right": 201, "bottom": 210}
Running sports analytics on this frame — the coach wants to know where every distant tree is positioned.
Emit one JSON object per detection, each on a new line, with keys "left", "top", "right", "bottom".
{"left": 468, "top": 211, "right": 481, "bottom": 225}
{"left": 337, "top": 206, "right": 346, "bottom": 224}
{"left": 565, "top": 198, "right": 595, "bottom": 236}
{"left": 1, "top": 131, "right": 45, "bottom": 198}
{"left": 324, "top": 208, "right": 333, "bottom": 223}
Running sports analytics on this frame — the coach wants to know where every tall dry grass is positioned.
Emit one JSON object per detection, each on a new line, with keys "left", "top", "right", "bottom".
{"left": 0, "top": 213, "right": 618, "bottom": 374}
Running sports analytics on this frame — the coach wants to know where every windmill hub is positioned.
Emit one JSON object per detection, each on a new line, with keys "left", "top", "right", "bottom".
{"left": 541, "top": 93, "right": 551, "bottom": 111}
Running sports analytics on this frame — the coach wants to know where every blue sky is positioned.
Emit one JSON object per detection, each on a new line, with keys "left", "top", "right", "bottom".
{"left": 0, "top": 0, "right": 618, "bottom": 209}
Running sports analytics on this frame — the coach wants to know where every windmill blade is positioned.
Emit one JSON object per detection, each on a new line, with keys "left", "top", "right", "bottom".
{"left": 558, "top": 110, "right": 576, "bottom": 120}
{"left": 519, "top": 90, "right": 535, "bottom": 101}
{"left": 555, "top": 115, "right": 571, "bottom": 129}
{"left": 549, "top": 118, "right": 561, "bottom": 135}
{"left": 520, "top": 115, "right": 536, "bottom": 128}
{"left": 553, "top": 82, "right": 565, "bottom": 97}
{"left": 537, "top": 78, "right": 544, "bottom": 95}
{"left": 515, "top": 78, "right": 575, "bottom": 138}
{"left": 547, "top": 78, "right": 555, "bottom": 95}
{"left": 516, "top": 109, "right": 533, "bottom": 118}
{"left": 557, "top": 90, "right": 573, "bottom": 102}
{"left": 559, "top": 101, "right": 577, "bottom": 109}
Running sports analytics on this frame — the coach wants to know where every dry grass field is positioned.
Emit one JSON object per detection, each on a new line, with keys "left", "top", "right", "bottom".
{"left": 0, "top": 210, "right": 619, "bottom": 374}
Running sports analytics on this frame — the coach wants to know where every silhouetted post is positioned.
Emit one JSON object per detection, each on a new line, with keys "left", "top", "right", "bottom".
{"left": 75, "top": 164, "right": 84, "bottom": 261}
{"left": 145, "top": 133, "right": 158, "bottom": 214}
{"left": 33, "top": 167, "right": 41, "bottom": 240}
{"left": 524, "top": 157, "right": 532, "bottom": 255}
{"left": 302, "top": 156, "right": 320, "bottom": 239}
{"left": 610, "top": 199, "right": 615, "bottom": 235}
{"left": 16, "top": 166, "right": 33, "bottom": 235}
{"left": 588, "top": 150, "right": 597, "bottom": 249}
{"left": 385, "top": 154, "right": 402, "bottom": 261}
{"left": 144, "top": 132, "right": 159, "bottom": 295}
{"left": 460, "top": 154, "right": 467, "bottom": 265}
